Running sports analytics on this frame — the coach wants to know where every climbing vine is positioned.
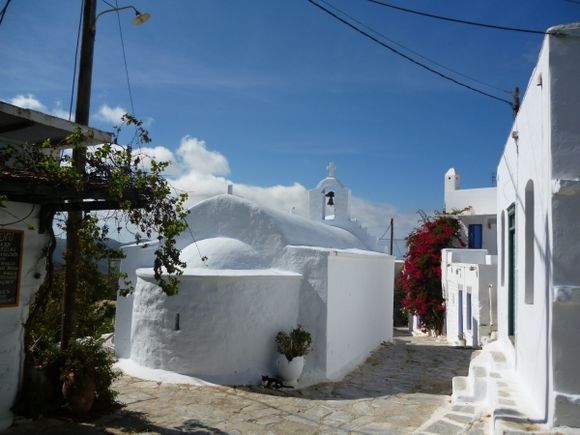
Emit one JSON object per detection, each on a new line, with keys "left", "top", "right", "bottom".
{"left": 401, "top": 209, "right": 467, "bottom": 335}
{"left": 1, "top": 115, "right": 188, "bottom": 295}
{"left": 1, "top": 115, "right": 188, "bottom": 415}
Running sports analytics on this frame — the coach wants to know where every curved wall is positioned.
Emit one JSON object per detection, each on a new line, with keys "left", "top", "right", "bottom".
{"left": 129, "top": 269, "right": 301, "bottom": 385}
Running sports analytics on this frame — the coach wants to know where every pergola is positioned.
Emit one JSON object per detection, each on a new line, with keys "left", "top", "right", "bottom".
{"left": 0, "top": 101, "right": 146, "bottom": 231}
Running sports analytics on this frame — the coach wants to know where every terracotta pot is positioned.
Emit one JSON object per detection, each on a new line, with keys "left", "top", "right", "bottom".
{"left": 62, "top": 371, "right": 97, "bottom": 414}
{"left": 276, "top": 354, "right": 304, "bottom": 387}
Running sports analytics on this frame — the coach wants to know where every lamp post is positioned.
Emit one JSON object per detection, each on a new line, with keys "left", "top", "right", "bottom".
{"left": 61, "top": 0, "right": 150, "bottom": 350}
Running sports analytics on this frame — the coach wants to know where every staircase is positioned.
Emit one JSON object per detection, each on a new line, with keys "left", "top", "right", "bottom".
{"left": 451, "top": 341, "right": 546, "bottom": 434}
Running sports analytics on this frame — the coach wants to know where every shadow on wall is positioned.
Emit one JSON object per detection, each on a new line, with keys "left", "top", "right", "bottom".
{"left": 241, "top": 328, "right": 473, "bottom": 401}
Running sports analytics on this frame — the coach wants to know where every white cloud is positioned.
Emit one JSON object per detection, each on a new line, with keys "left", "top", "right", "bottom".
{"left": 152, "top": 136, "right": 416, "bottom": 251}
{"left": 95, "top": 104, "right": 127, "bottom": 124}
{"left": 176, "top": 136, "right": 230, "bottom": 176}
{"left": 8, "top": 94, "right": 47, "bottom": 111}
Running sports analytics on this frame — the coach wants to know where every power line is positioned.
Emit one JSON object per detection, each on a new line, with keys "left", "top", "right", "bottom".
{"left": 68, "top": 0, "right": 85, "bottom": 121}
{"left": 364, "top": 0, "right": 551, "bottom": 35}
{"left": 114, "top": 0, "right": 136, "bottom": 116}
{"left": 0, "top": 0, "right": 13, "bottom": 27}
{"left": 307, "top": 0, "right": 514, "bottom": 108}
{"left": 319, "top": 0, "right": 510, "bottom": 95}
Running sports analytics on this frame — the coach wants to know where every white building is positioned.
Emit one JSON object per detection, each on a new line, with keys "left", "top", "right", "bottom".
{"left": 444, "top": 168, "right": 497, "bottom": 254}
{"left": 442, "top": 169, "right": 499, "bottom": 348}
{"left": 115, "top": 176, "right": 394, "bottom": 386}
{"left": 442, "top": 248, "right": 497, "bottom": 347}
{"left": 452, "top": 23, "right": 580, "bottom": 430}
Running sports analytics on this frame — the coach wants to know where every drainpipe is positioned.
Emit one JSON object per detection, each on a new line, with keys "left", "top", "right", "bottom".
{"left": 488, "top": 283, "right": 495, "bottom": 334}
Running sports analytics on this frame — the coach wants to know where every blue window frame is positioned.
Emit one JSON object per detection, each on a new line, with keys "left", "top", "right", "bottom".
{"left": 468, "top": 224, "right": 483, "bottom": 249}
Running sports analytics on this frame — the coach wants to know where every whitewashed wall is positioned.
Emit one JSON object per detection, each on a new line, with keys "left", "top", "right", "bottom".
{"left": 0, "top": 202, "right": 48, "bottom": 431}
{"left": 326, "top": 250, "right": 393, "bottom": 380}
{"left": 128, "top": 269, "right": 301, "bottom": 385}
{"left": 278, "top": 246, "right": 394, "bottom": 385}
{"left": 114, "top": 242, "right": 159, "bottom": 358}
{"left": 496, "top": 24, "right": 580, "bottom": 427}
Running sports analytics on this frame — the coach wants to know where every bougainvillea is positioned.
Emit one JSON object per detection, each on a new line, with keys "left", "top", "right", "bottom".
{"left": 401, "top": 209, "right": 468, "bottom": 335}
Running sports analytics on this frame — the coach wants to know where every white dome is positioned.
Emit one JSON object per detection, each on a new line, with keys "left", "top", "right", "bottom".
{"left": 180, "top": 237, "right": 266, "bottom": 270}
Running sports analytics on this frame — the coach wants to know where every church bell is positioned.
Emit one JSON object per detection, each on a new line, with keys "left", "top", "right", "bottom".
{"left": 325, "top": 191, "right": 335, "bottom": 206}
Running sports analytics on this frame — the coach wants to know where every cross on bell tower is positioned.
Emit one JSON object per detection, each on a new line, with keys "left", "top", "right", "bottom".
{"left": 327, "top": 162, "right": 336, "bottom": 178}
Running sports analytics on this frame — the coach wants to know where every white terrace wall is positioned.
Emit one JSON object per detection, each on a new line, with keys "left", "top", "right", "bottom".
{"left": 0, "top": 202, "right": 49, "bottom": 431}
{"left": 496, "top": 24, "right": 580, "bottom": 427}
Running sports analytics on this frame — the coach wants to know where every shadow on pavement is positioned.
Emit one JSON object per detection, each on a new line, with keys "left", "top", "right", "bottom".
{"left": 97, "top": 409, "right": 228, "bottom": 434}
{"left": 5, "top": 410, "right": 228, "bottom": 435}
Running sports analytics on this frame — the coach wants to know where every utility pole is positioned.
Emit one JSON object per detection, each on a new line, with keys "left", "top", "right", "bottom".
{"left": 389, "top": 218, "right": 394, "bottom": 256}
{"left": 61, "top": 0, "right": 97, "bottom": 350}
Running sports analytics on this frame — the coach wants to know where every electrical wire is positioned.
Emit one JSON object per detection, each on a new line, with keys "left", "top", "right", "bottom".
{"left": 68, "top": 0, "right": 85, "bottom": 121}
{"left": 307, "top": 0, "right": 514, "bottom": 108}
{"left": 0, "top": 0, "right": 12, "bottom": 27}
{"left": 114, "top": 0, "right": 136, "bottom": 116}
{"left": 319, "top": 0, "right": 511, "bottom": 95}
{"left": 364, "top": 0, "right": 551, "bottom": 35}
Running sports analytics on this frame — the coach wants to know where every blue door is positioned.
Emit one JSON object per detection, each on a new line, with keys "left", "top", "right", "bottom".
{"left": 468, "top": 224, "right": 483, "bottom": 249}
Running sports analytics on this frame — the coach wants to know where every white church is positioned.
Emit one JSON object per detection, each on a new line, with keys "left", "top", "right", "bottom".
{"left": 114, "top": 165, "right": 395, "bottom": 386}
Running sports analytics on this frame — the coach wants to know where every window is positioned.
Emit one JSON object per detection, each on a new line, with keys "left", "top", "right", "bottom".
{"left": 525, "top": 180, "right": 535, "bottom": 304}
{"left": 468, "top": 224, "right": 483, "bottom": 249}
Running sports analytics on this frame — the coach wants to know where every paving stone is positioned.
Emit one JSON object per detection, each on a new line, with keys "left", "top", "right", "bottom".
{"left": 445, "top": 412, "right": 475, "bottom": 424}
{"left": 423, "top": 419, "right": 464, "bottom": 434}
{"left": 5, "top": 329, "right": 482, "bottom": 435}
{"left": 451, "top": 404, "right": 476, "bottom": 414}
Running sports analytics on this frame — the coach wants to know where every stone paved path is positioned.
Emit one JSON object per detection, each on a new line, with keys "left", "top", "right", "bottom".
{"left": 6, "top": 329, "right": 480, "bottom": 434}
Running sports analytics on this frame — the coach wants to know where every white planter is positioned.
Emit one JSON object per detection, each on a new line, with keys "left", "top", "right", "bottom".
{"left": 276, "top": 354, "right": 304, "bottom": 387}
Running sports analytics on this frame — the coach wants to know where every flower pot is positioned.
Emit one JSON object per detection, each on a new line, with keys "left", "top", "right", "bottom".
{"left": 62, "top": 371, "right": 97, "bottom": 414}
{"left": 276, "top": 354, "right": 304, "bottom": 387}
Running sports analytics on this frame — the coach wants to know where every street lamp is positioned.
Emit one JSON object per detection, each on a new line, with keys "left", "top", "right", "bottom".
{"left": 62, "top": 0, "right": 150, "bottom": 350}
{"left": 95, "top": 5, "right": 150, "bottom": 29}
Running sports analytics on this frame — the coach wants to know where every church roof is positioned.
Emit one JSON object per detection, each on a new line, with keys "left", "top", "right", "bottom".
{"left": 178, "top": 194, "right": 368, "bottom": 270}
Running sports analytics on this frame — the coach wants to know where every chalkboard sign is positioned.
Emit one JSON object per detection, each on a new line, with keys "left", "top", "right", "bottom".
{"left": 0, "top": 230, "right": 24, "bottom": 307}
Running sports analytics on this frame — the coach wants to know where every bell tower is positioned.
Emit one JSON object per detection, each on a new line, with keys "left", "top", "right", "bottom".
{"left": 308, "top": 162, "right": 351, "bottom": 223}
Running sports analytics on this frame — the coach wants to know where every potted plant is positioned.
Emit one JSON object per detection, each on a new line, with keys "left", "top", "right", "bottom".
{"left": 60, "top": 337, "right": 118, "bottom": 414}
{"left": 275, "top": 325, "right": 312, "bottom": 387}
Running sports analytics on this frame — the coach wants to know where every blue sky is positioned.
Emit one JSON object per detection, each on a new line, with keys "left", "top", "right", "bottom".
{"left": 1, "top": 0, "right": 578, "bottom": 246}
